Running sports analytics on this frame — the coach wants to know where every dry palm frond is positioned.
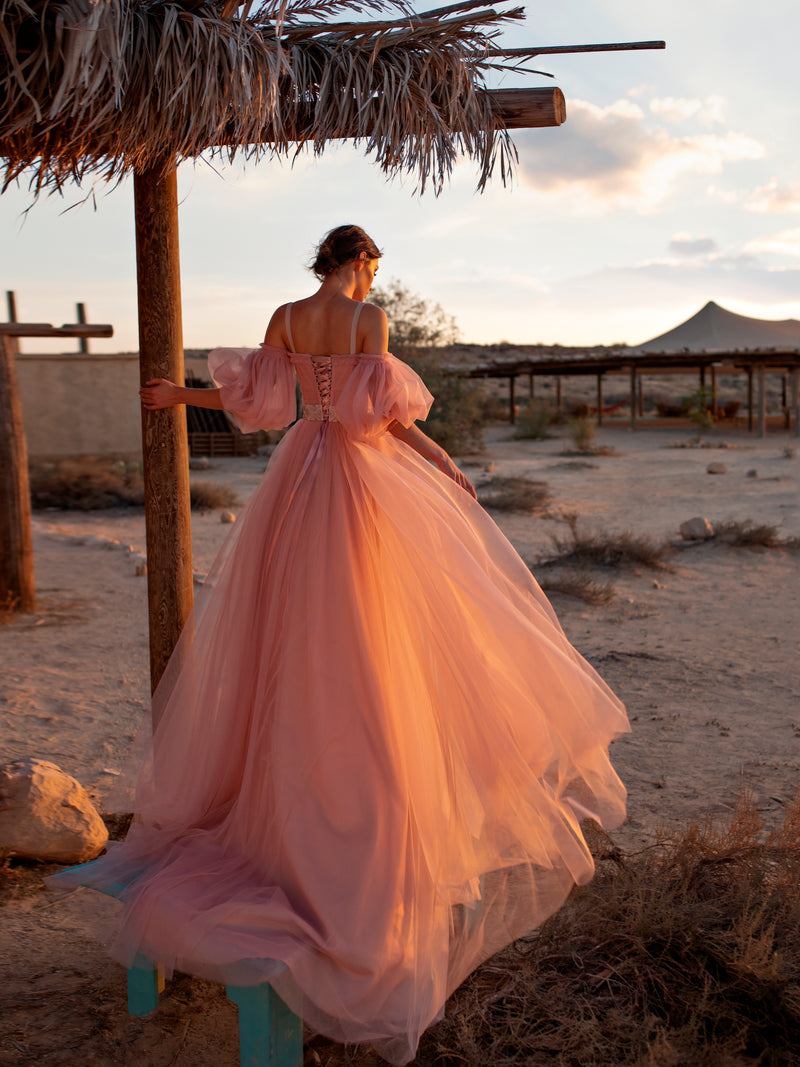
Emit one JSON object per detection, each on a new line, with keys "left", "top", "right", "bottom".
{"left": 0, "top": 0, "right": 532, "bottom": 194}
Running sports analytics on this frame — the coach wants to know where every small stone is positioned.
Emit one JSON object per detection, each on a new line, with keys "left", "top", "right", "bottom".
{"left": 484, "top": 462, "right": 495, "bottom": 473}
{"left": 0, "top": 758, "right": 108, "bottom": 864}
{"left": 746, "top": 469, "right": 758, "bottom": 478}
{"left": 784, "top": 447, "right": 797, "bottom": 460}
{"left": 189, "top": 456, "right": 212, "bottom": 470}
{"left": 706, "top": 462, "right": 727, "bottom": 474}
{"left": 220, "top": 510, "right": 236, "bottom": 524}
{"left": 679, "top": 517, "right": 714, "bottom": 540}
{"left": 135, "top": 563, "right": 147, "bottom": 576}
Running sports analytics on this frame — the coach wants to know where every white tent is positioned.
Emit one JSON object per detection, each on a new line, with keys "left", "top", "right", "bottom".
{"left": 636, "top": 301, "right": 800, "bottom": 353}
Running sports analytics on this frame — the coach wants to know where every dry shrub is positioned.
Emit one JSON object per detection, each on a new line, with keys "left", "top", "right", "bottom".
{"left": 567, "top": 415, "right": 596, "bottom": 454}
{"left": 539, "top": 571, "right": 615, "bottom": 605}
{"left": 29, "top": 458, "right": 144, "bottom": 510}
{"left": 713, "top": 520, "right": 800, "bottom": 551}
{"left": 479, "top": 477, "right": 550, "bottom": 514}
{"left": 514, "top": 399, "right": 555, "bottom": 440}
{"left": 189, "top": 481, "right": 239, "bottom": 511}
{"left": 415, "top": 793, "right": 800, "bottom": 1066}
{"left": 543, "top": 515, "right": 672, "bottom": 570}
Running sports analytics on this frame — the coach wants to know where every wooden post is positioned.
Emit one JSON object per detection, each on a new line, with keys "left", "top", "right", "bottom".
{"left": 134, "top": 166, "right": 194, "bottom": 714}
{"left": 699, "top": 365, "right": 706, "bottom": 391}
{"left": 757, "top": 364, "right": 766, "bottom": 438}
{"left": 747, "top": 367, "right": 754, "bottom": 432}
{"left": 711, "top": 365, "right": 717, "bottom": 417}
{"left": 555, "top": 376, "right": 562, "bottom": 412}
{"left": 791, "top": 367, "right": 800, "bottom": 439}
{"left": 509, "top": 375, "right": 516, "bottom": 424}
{"left": 596, "top": 373, "right": 603, "bottom": 426}
{"left": 76, "top": 303, "right": 89, "bottom": 354}
{"left": 6, "top": 291, "right": 19, "bottom": 356}
{"left": 0, "top": 334, "right": 35, "bottom": 614}
{"left": 637, "top": 374, "right": 644, "bottom": 416}
{"left": 629, "top": 365, "right": 637, "bottom": 430}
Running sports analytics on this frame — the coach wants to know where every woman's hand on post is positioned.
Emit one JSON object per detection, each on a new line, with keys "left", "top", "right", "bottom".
{"left": 140, "top": 378, "right": 180, "bottom": 410}
{"left": 436, "top": 454, "right": 477, "bottom": 499}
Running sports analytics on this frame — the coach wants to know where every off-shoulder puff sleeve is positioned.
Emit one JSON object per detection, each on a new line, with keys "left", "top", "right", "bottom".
{"left": 336, "top": 354, "right": 434, "bottom": 439}
{"left": 208, "top": 344, "right": 296, "bottom": 434}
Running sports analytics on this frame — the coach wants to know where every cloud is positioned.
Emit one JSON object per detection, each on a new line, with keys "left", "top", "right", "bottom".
{"left": 744, "top": 179, "right": 800, "bottom": 214}
{"left": 668, "top": 233, "right": 719, "bottom": 258}
{"left": 649, "top": 95, "right": 726, "bottom": 124}
{"left": 514, "top": 97, "right": 763, "bottom": 212}
{"left": 742, "top": 228, "right": 800, "bottom": 258}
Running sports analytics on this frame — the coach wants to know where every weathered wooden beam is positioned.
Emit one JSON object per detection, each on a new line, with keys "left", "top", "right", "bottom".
{"left": 216, "top": 87, "right": 567, "bottom": 146}
{"left": 0, "top": 323, "right": 113, "bottom": 337}
{"left": 0, "top": 335, "right": 35, "bottom": 614}
{"left": 488, "top": 88, "right": 566, "bottom": 129}
{"left": 134, "top": 166, "right": 194, "bottom": 714}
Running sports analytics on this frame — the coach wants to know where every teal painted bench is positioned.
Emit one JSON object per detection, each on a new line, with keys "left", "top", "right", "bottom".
{"left": 60, "top": 862, "right": 303, "bottom": 1067}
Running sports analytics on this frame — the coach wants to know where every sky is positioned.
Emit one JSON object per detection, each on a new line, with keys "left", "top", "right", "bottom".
{"left": 3, "top": 0, "right": 799, "bottom": 353}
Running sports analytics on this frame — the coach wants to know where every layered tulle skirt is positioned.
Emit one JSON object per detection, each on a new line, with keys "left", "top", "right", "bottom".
{"left": 55, "top": 418, "right": 628, "bottom": 1064}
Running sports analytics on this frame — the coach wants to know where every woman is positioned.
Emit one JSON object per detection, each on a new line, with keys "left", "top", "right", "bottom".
{"left": 58, "top": 225, "right": 628, "bottom": 1065}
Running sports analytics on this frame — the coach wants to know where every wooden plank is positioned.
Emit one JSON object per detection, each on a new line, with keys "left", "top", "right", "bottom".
{"left": 0, "top": 323, "right": 113, "bottom": 338}
{"left": 134, "top": 166, "right": 194, "bottom": 713}
{"left": 0, "top": 335, "right": 35, "bottom": 614}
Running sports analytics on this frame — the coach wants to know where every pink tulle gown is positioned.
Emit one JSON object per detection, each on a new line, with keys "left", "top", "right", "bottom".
{"left": 54, "top": 304, "right": 629, "bottom": 1065}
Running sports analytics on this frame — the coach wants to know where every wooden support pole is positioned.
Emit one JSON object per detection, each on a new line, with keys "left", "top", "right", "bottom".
{"left": 747, "top": 368, "right": 754, "bottom": 432}
{"left": 6, "top": 291, "right": 19, "bottom": 356}
{"left": 699, "top": 365, "right": 706, "bottom": 391}
{"left": 134, "top": 166, "right": 194, "bottom": 714}
{"left": 791, "top": 367, "right": 800, "bottom": 439}
{"left": 555, "top": 376, "right": 562, "bottom": 412}
{"left": 631, "top": 367, "right": 640, "bottom": 428}
{"left": 509, "top": 375, "right": 516, "bottom": 424}
{"left": 596, "top": 374, "right": 603, "bottom": 426}
{"left": 77, "top": 303, "right": 89, "bottom": 354}
{"left": 0, "top": 335, "right": 35, "bottom": 614}
{"left": 711, "top": 365, "right": 717, "bottom": 417}
{"left": 637, "top": 374, "right": 644, "bottom": 417}
{"left": 757, "top": 365, "right": 766, "bottom": 438}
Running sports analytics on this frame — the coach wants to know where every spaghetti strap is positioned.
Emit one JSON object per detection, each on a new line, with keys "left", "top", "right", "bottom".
{"left": 284, "top": 303, "right": 296, "bottom": 353}
{"left": 349, "top": 302, "right": 364, "bottom": 354}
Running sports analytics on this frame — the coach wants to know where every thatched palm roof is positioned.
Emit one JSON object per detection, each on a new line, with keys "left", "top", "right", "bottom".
{"left": 1, "top": 0, "right": 548, "bottom": 194}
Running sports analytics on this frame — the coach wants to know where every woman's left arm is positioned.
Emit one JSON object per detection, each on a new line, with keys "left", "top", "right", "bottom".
{"left": 388, "top": 421, "right": 477, "bottom": 499}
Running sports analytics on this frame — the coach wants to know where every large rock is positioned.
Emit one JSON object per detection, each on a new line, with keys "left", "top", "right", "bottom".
{"left": 0, "top": 758, "right": 108, "bottom": 864}
{"left": 679, "top": 517, "right": 714, "bottom": 541}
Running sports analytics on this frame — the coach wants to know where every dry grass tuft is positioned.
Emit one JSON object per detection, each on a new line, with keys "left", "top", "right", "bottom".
{"left": 539, "top": 571, "right": 615, "bottom": 605}
{"left": 418, "top": 793, "right": 800, "bottom": 1066}
{"left": 29, "top": 458, "right": 144, "bottom": 510}
{"left": 542, "top": 514, "right": 673, "bottom": 571}
{"left": 189, "top": 482, "right": 239, "bottom": 511}
{"left": 479, "top": 477, "right": 550, "bottom": 514}
{"left": 514, "top": 400, "right": 555, "bottom": 441}
{"left": 712, "top": 520, "right": 800, "bottom": 551}
{"left": 28, "top": 459, "right": 239, "bottom": 511}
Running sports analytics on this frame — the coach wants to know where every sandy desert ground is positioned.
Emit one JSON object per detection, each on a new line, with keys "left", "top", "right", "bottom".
{"left": 1, "top": 420, "right": 799, "bottom": 1065}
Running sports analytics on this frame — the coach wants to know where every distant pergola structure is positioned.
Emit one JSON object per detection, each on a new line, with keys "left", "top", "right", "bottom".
{"left": 1, "top": 0, "right": 664, "bottom": 702}
{"left": 460, "top": 348, "right": 800, "bottom": 436}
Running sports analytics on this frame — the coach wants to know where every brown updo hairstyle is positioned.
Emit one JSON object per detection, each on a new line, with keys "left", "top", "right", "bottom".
{"left": 310, "top": 225, "right": 382, "bottom": 280}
